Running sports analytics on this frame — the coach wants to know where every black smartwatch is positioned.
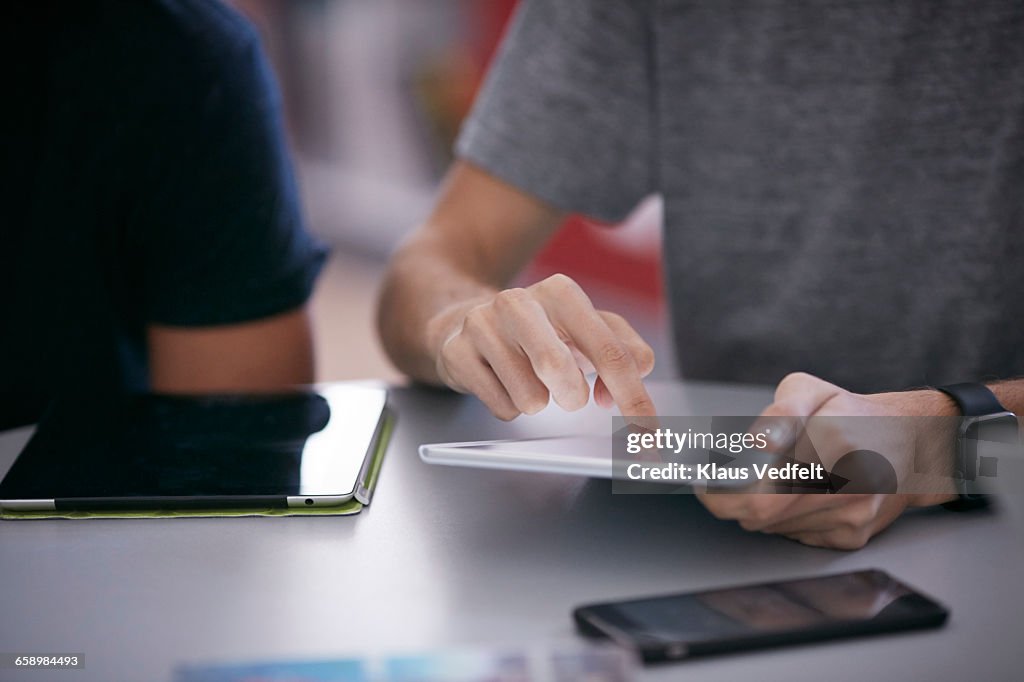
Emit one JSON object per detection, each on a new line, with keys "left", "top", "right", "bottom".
{"left": 935, "top": 383, "right": 1019, "bottom": 511}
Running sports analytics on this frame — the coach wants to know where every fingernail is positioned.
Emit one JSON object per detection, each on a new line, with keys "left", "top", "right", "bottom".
{"left": 763, "top": 419, "right": 796, "bottom": 451}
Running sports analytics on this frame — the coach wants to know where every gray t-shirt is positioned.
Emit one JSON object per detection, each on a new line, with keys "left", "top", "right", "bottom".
{"left": 456, "top": 0, "right": 1024, "bottom": 393}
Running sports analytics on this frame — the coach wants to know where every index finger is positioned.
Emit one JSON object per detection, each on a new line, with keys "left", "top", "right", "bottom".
{"left": 548, "top": 300, "right": 656, "bottom": 418}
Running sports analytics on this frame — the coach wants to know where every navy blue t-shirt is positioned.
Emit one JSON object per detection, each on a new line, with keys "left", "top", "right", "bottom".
{"left": 1, "top": 1, "right": 327, "bottom": 428}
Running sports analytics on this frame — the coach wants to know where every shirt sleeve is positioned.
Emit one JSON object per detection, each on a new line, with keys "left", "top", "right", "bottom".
{"left": 132, "top": 17, "right": 326, "bottom": 327}
{"left": 455, "top": 0, "right": 656, "bottom": 223}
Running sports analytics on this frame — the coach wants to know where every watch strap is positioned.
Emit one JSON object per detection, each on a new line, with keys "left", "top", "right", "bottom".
{"left": 935, "top": 383, "right": 1006, "bottom": 511}
{"left": 935, "top": 382, "right": 1006, "bottom": 417}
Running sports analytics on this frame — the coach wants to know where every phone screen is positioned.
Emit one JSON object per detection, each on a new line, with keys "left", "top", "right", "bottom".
{"left": 575, "top": 570, "right": 947, "bottom": 660}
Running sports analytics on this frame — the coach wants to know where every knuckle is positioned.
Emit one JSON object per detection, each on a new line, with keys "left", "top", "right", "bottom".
{"left": 539, "top": 273, "right": 581, "bottom": 298}
{"left": 701, "top": 499, "right": 730, "bottom": 520}
{"left": 784, "top": 371, "right": 814, "bottom": 384}
{"left": 830, "top": 529, "right": 870, "bottom": 551}
{"left": 743, "top": 501, "right": 774, "bottom": 528}
{"left": 545, "top": 272, "right": 575, "bottom": 288}
{"left": 439, "top": 337, "right": 457, "bottom": 363}
{"left": 697, "top": 493, "right": 742, "bottom": 520}
{"left": 775, "top": 371, "right": 814, "bottom": 398}
{"left": 790, "top": 533, "right": 823, "bottom": 548}
{"left": 462, "top": 306, "right": 489, "bottom": 334}
{"left": 843, "top": 500, "right": 878, "bottom": 532}
{"left": 598, "top": 342, "right": 631, "bottom": 369}
{"left": 759, "top": 399, "right": 801, "bottom": 420}
{"left": 493, "top": 287, "right": 531, "bottom": 313}
{"left": 738, "top": 517, "right": 762, "bottom": 532}
{"left": 533, "top": 348, "right": 573, "bottom": 377}
{"left": 623, "top": 395, "right": 655, "bottom": 415}
{"left": 438, "top": 336, "right": 468, "bottom": 373}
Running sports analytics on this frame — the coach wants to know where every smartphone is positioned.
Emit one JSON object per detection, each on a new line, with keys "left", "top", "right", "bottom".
{"left": 0, "top": 384, "right": 388, "bottom": 512}
{"left": 573, "top": 569, "right": 948, "bottom": 663}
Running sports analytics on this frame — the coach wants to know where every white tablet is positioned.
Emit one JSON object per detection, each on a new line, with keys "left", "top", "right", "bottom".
{"left": 419, "top": 435, "right": 778, "bottom": 488}
{"left": 420, "top": 436, "right": 620, "bottom": 478}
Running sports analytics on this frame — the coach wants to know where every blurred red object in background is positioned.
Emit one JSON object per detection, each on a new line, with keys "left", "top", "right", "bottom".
{"left": 531, "top": 200, "right": 663, "bottom": 301}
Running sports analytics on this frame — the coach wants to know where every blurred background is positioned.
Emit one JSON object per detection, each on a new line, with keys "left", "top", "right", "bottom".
{"left": 231, "top": 0, "right": 671, "bottom": 384}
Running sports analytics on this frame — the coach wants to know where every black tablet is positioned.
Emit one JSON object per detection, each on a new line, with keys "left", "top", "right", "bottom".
{"left": 0, "top": 384, "right": 388, "bottom": 511}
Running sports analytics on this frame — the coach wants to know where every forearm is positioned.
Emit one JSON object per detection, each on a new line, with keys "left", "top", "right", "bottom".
{"left": 986, "top": 379, "right": 1024, "bottom": 421}
{"left": 148, "top": 306, "right": 315, "bottom": 393}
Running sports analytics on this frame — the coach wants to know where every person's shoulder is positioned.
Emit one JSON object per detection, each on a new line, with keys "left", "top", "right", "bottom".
{"left": 96, "top": 0, "right": 276, "bottom": 137}
{"left": 112, "top": 0, "right": 262, "bottom": 78}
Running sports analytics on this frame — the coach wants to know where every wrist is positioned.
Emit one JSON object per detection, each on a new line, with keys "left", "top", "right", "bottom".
{"left": 875, "top": 388, "right": 959, "bottom": 507}
{"left": 916, "top": 389, "right": 961, "bottom": 506}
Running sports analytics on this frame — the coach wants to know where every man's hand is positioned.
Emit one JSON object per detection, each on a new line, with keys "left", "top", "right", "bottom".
{"left": 427, "top": 273, "right": 656, "bottom": 420}
{"left": 698, "top": 372, "right": 959, "bottom": 550}
{"left": 378, "top": 162, "right": 657, "bottom": 420}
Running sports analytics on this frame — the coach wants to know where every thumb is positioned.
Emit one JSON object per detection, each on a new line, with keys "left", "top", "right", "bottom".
{"left": 755, "top": 372, "right": 842, "bottom": 452}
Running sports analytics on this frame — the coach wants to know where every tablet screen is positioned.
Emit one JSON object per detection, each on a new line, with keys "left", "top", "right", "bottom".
{"left": 0, "top": 384, "right": 386, "bottom": 505}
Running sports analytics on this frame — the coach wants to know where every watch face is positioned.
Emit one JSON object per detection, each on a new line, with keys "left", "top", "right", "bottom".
{"left": 965, "top": 413, "right": 1020, "bottom": 446}
{"left": 963, "top": 413, "right": 1020, "bottom": 488}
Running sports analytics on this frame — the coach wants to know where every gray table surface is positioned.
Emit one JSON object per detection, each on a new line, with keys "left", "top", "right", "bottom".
{"left": 0, "top": 381, "right": 1021, "bottom": 682}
